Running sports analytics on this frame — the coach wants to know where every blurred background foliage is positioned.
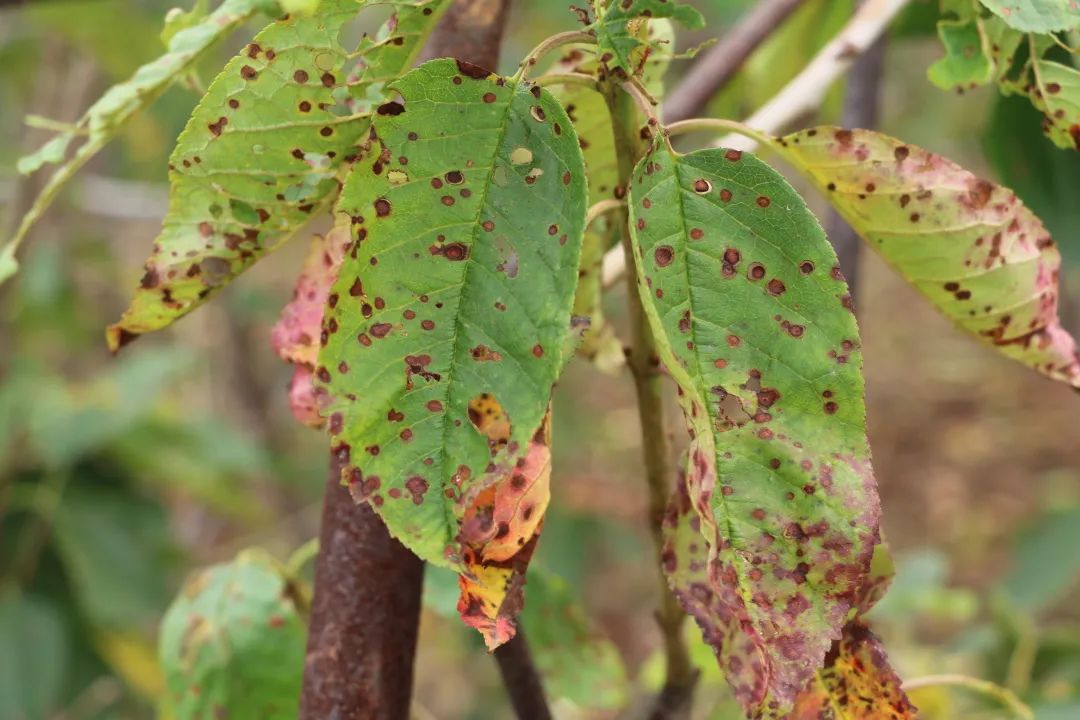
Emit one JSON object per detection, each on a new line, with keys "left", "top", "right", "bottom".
{"left": 2, "top": 0, "right": 1080, "bottom": 718}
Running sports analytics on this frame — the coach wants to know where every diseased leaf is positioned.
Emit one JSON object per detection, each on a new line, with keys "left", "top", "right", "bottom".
{"left": 272, "top": 221, "right": 350, "bottom": 427}
{"left": 774, "top": 127, "right": 1080, "bottom": 386}
{"left": 158, "top": 550, "right": 306, "bottom": 720}
{"left": 458, "top": 406, "right": 551, "bottom": 648}
{"left": 984, "top": 92, "right": 1080, "bottom": 263}
{"left": 590, "top": 0, "right": 703, "bottom": 78}
{"left": 631, "top": 142, "right": 880, "bottom": 718}
{"left": 977, "top": 0, "right": 1080, "bottom": 32}
{"left": 317, "top": 58, "right": 586, "bottom": 605}
{"left": 573, "top": 228, "right": 625, "bottom": 373}
{"left": 107, "top": 0, "right": 449, "bottom": 350}
{"left": 1028, "top": 58, "right": 1080, "bottom": 151}
{"left": 789, "top": 621, "right": 917, "bottom": 719}
{"left": 928, "top": 20, "right": 994, "bottom": 91}
{"left": 550, "top": 19, "right": 673, "bottom": 204}
{"left": 6, "top": 0, "right": 282, "bottom": 282}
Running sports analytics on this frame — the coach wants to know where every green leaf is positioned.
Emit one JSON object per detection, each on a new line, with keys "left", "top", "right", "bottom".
{"left": 5, "top": 0, "right": 282, "bottom": 284}
{"left": 591, "top": 0, "right": 704, "bottom": 77}
{"left": 54, "top": 486, "right": 174, "bottom": 629}
{"left": 0, "top": 590, "right": 69, "bottom": 720}
{"left": 1029, "top": 58, "right": 1080, "bottom": 151}
{"left": 106, "top": 0, "right": 449, "bottom": 350}
{"left": 928, "top": 20, "right": 994, "bottom": 91}
{"left": 158, "top": 550, "right": 306, "bottom": 720}
{"left": 423, "top": 565, "right": 629, "bottom": 709}
{"left": 318, "top": 58, "right": 587, "bottom": 568}
{"left": 1001, "top": 505, "right": 1080, "bottom": 613}
{"left": 631, "top": 143, "right": 880, "bottom": 717}
{"left": 774, "top": 127, "right": 1080, "bottom": 387}
{"left": 518, "top": 570, "right": 629, "bottom": 709}
{"left": 985, "top": 93, "right": 1080, "bottom": 263}
{"left": 977, "top": 0, "right": 1080, "bottom": 32}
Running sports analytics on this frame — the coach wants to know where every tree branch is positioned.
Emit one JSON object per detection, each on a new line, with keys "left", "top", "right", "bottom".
{"left": 825, "top": 3, "right": 887, "bottom": 302}
{"left": 494, "top": 631, "right": 553, "bottom": 720}
{"left": 662, "top": 0, "right": 808, "bottom": 123}
{"left": 419, "top": 0, "right": 512, "bottom": 68}
{"left": 299, "top": 455, "right": 425, "bottom": 720}
{"left": 606, "top": 87, "right": 698, "bottom": 720}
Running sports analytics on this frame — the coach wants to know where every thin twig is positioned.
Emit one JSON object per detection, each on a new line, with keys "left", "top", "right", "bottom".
{"left": 662, "top": 0, "right": 809, "bottom": 123}
{"left": 903, "top": 674, "right": 1034, "bottom": 720}
{"left": 605, "top": 84, "right": 697, "bottom": 720}
{"left": 824, "top": 0, "right": 888, "bottom": 302}
{"left": 494, "top": 631, "right": 553, "bottom": 720}
{"left": 586, "top": 198, "right": 626, "bottom": 227}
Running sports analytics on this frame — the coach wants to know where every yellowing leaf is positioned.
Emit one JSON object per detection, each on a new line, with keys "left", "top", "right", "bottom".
{"left": 6, "top": 0, "right": 282, "bottom": 284}
{"left": 775, "top": 127, "right": 1080, "bottom": 387}
{"left": 107, "top": 0, "right": 449, "bottom": 350}
{"left": 789, "top": 621, "right": 917, "bottom": 719}
{"left": 458, "top": 411, "right": 551, "bottom": 648}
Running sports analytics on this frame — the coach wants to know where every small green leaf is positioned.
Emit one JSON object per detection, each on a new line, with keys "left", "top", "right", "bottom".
{"left": 977, "top": 0, "right": 1080, "bottom": 33}
{"left": 4, "top": 0, "right": 282, "bottom": 284}
{"left": 158, "top": 551, "right": 306, "bottom": 720}
{"left": 591, "top": 0, "right": 704, "bottom": 77}
{"left": 631, "top": 142, "right": 880, "bottom": 718}
{"left": 318, "top": 59, "right": 587, "bottom": 569}
{"left": 107, "top": 0, "right": 449, "bottom": 350}
{"left": 928, "top": 20, "right": 994, "bottom": 91}
{"left": 775, "top": 127, "right": 1080, "bottom": 387}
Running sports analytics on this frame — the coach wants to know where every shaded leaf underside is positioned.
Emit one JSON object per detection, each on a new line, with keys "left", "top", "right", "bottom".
{"left": 108, "top": 0, "right": 449, "bottom": 350}
{"left": 629, "top": 143, "right": 880, "bottom": 718}
{"left": 316, "top": 59, "right": 586, "bottom": 641}
{"left": 774, "top": 127, "right": 1080, "bottom": 387}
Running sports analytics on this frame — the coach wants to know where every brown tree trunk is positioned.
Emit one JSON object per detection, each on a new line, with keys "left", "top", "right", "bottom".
{"left": 299, "top": 456, "right": 425, "bottom": 720}
{"left": 299, "top": 2, "right": 513, "bottom": 718}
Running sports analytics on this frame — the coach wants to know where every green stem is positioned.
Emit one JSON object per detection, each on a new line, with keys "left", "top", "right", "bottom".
{"left": 514, "top": 30, "right": 596, "bottom": 81}
{"left": 604, "top": 83, "right": 697, "bottom": 717}
{"left": 903, "top": 674, "right": 1034, "bottom": 720}
{"left": 665, "top": 117, "right": 775, "bottom": 148}
{"left": 585, "top": 198, "right": 625, "bottom": 228}
{"left": 533, "top": 72, "right": 600, "bottom": 91}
